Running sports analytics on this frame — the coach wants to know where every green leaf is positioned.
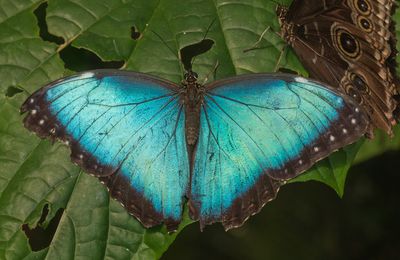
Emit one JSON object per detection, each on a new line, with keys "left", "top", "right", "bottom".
{"left": 291, "top": 141, "right": 365, "bottom": 197}
{"left": 0, "top": 0, "right": 64, "bottom": 94}
{"left": 0, "top": 94, "right": 78, "bottom": 259}
{"left": 46, "top": 0, "right": 160, "bottom": 61}
{"left": 1, "top": 0, "right": 399, "bottom": 258}
{"left": 355, "top": 126, "right": 400, "bottom": 163}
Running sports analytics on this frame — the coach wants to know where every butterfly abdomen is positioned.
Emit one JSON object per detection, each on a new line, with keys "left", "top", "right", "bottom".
{"left": 184, "top": 87, "right": 201, "bottom": 146}
{"left": 186, "top": 109, "right": 200, "bottom": 145}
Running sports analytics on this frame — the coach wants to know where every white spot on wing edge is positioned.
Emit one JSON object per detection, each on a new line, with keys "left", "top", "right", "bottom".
{"left": 79, "top": 72, "right": 95, "bottom": 79}
{"left": 295, "top": 77, "right": 309, "bottom": 84}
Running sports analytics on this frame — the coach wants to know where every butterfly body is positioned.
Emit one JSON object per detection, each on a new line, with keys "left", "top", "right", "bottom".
{"left": 182, "top": 71, "right": 203, "bottom": 147}
{"left": 21, "top": 69, "right": 368, "bottom": 231}
{"left": 277, "top": 0, "right": 399, "bottom": 137}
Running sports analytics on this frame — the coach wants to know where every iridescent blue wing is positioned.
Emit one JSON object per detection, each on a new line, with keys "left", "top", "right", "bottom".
{"left": 21, "top": 70, "right": 189, "bottom": 231}
{"left": 190, "top": 74, "right": 368, "bottom": 230}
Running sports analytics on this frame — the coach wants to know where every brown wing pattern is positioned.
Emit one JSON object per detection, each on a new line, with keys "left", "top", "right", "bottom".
{"left": 279, "top": 0, "right": 399, "bottom": 137}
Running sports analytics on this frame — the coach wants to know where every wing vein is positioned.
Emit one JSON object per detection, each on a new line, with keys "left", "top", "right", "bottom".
{"left": 206, "top": 96, "right": 275, "bottom": 169}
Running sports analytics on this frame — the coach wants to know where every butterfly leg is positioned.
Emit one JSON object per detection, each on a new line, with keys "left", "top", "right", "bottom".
{"left": 201, "top": 61, "right": 220, "bottom": 85}
{"left": 273, "top": 45, "right": 287, "bottom": 72}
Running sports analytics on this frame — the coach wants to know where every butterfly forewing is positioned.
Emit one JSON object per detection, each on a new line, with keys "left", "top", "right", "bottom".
{"left": 21, "top": 70, "right": 189, "bottom": 231}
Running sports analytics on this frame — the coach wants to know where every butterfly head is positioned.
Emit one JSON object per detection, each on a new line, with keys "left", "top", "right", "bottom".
{"left": 184, "top": 70, "right": 199, "bottom": 84}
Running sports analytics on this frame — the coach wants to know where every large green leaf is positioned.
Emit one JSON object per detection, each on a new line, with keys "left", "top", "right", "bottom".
{"left": 0, "top": 0, "right": 399, "bottom": 259}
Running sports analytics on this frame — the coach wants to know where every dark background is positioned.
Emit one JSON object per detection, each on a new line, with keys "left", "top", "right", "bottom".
{"left": 164, "top": 151, "right": 400, "bottom": 260}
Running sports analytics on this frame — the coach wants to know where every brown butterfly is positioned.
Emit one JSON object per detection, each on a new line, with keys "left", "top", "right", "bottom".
{"left": 277, "top": 0, "right": 399, "bottom": 137}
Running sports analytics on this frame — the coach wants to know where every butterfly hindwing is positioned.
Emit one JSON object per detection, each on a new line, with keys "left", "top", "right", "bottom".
{"left": 21, "top": 70, "right": 190, "bottom": 230}
{"left": 189, "top": 74, "right": 368, "bottom": 229}
{"left": 278, "top": 0, "right": 399, "bottom": 136}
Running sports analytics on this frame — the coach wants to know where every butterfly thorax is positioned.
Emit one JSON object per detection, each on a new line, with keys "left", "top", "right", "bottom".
{"left": 181, "top": 70, "right": 203, "bottom": 147}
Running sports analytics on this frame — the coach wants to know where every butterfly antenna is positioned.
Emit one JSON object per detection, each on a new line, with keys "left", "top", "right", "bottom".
{"left": 201, "top": 60, "right": 220, "bottom": 85}
{"left": 191, "top": 18, "right": 217, "bottom": 68}
{"left": 150, "top": 29, "right": 187, "bottom": 74}
{"left": 150, "top": 30, "right": 180, "bottom": 61}
{"left": 244, "top": 0, "right": 288, "bottom": 54}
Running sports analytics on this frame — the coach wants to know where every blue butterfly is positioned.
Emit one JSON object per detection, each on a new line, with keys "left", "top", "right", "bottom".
{"left": 21, "top": 69, "right": 368, "bottom": 231}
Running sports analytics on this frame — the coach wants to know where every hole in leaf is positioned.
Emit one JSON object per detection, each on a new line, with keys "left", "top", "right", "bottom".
{"left": 34, "top": 2, "right": 124, "bottom": 71}
{"left": 130, "top": 26, "right": 141, "bottom": 40}
{"left": 22, "top": 204, "right": 64, "bottom": 251}
{"left": 34, "top": 3, "right": 64, "bottom": 45}
{"left": 60, "top": 45, "right": 124, "bottom": 71}
{"left": 180, "top": 39, "right": 214, "bottom": 71}
{"left": 5, "top": 86, "right": 23, "bottom": 97}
